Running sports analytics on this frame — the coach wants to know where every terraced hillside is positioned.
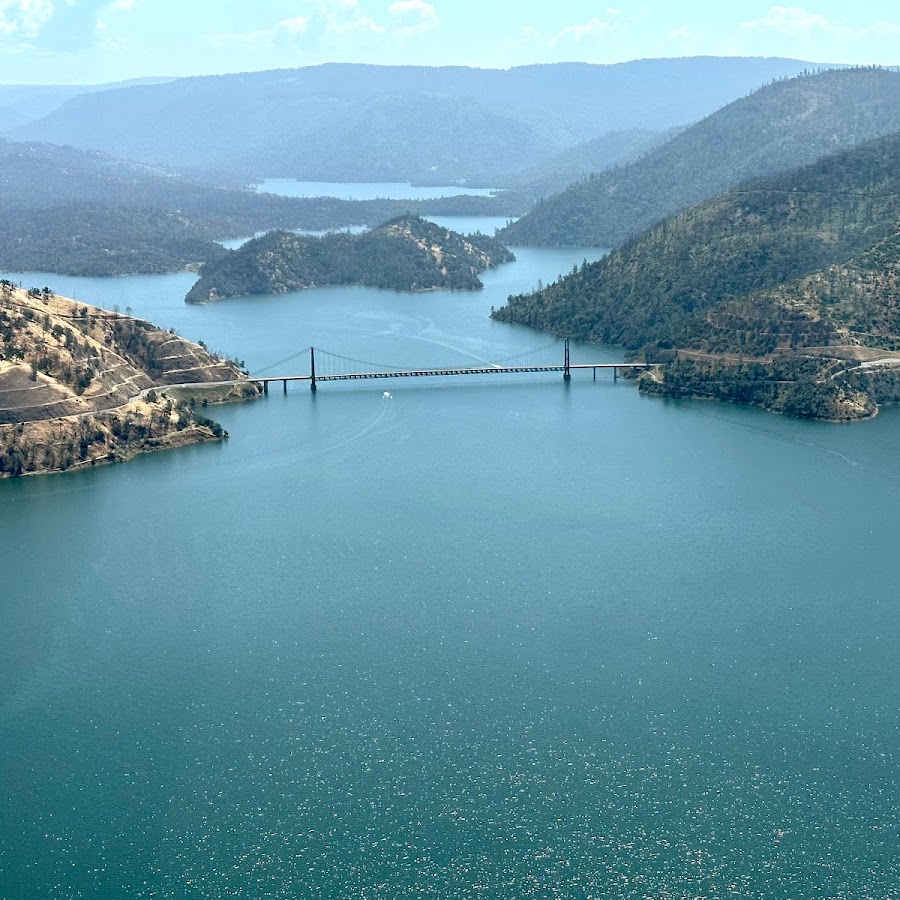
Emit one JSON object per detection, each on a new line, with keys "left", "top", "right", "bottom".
{"left": 0, "top": 282, "right": 258, "bottom": 476}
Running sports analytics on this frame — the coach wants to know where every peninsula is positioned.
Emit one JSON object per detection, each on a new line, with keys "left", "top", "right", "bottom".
{"left": 185, "top": 215, "right": 515, "bottom": 303}
{"left": 0, "top": 281, "right": 258, "bottom": 477}
{"left": 493, "top": 131, "right": 900, "bottom": 421}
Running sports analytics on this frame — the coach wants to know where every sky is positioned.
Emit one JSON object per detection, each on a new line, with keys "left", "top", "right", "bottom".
{"left": 1, "top": 0, "right": 899, "bottom": 84}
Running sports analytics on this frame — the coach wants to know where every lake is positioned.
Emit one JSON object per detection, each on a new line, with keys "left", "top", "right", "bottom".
{"left": 218, "top": 211, "right": 514, "bottom": 251}
{"left": 2, "top": 237, "right": 900, "bottom": 897}
{"left": 255, "top": 179, "right": 502, "bottom": 201}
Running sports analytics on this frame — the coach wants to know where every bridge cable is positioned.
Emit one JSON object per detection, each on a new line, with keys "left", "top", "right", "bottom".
{"left": 493, "top": 341, "right": 562, "bottom": 366}
{"left": 252, "top": 347, "right": 313, "bottom": 376}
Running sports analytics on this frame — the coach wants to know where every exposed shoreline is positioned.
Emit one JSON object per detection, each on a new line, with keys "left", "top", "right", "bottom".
{"left": 0, "top": 284, "right": 260, "bottom": 477}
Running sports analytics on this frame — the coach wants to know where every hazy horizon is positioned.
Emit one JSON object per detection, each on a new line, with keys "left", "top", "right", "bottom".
{"left": 0, "top": 55, "right": 853, "bottom": 90}
{"left": 0, "top": 1, "right": 897, "bottom": 85}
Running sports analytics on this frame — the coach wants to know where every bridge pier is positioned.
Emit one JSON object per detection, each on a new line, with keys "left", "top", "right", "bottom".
{"left": 241, "top": 348, "right": 654, "bottom": 392}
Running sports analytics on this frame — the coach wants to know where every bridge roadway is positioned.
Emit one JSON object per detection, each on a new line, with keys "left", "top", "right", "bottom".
{"left": 164, "top": 362, "right": 655, "bottom": 393}
{"left": 313, "top": 362, "right": 652, "bottom": 383}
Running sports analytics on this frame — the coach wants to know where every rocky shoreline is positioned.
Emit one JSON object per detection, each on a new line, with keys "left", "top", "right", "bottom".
{"left": 0, "top": 283, "right": 260, "bottom": 477}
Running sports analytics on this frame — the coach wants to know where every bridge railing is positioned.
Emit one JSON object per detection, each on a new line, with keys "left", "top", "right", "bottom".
{"left": 239, "top": 342, "right": 658, "bottom": 393}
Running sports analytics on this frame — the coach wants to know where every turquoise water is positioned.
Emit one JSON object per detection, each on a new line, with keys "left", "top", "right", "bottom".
{"left": 2, "top": 244, "right": 900, "bottom": 898}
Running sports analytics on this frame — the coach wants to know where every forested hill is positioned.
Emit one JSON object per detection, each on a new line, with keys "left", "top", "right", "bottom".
{"left": 0, "top": 78, "right": 174, "bottom": 131}
{"left": 498, "top": 128, "right": 676, "bottom": 199}
{"left": 0, "top": 205, "right": 232, "bottom": 277}
{"left": 13, "top": 58, "right": 817, "bottom": 184}
{"left": 499, "top": 67, "right": 900, "bottom": 248}
{"left": 0, "top": 138, "right": 421, "bottom": 229}
{"left": 493, "top": 132, "right": 900, "bottom": 420}
{"left": 186, "top": 217, "right": 514, "bottom": 303}
{"left": 0, "top": 138, "right": 524, "bottom": 276}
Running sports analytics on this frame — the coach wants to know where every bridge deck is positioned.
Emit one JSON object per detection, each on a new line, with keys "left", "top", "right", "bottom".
{"left": 316, "top": 363, "right": 651, "bottom": 381}
{"left": 162, "top": 362, "right": 654, "bottom": 392}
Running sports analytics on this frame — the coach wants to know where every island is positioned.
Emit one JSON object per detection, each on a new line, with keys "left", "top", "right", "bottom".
{"left": 185, "top": 215, "right": 515, "bottom": 303}
{"left": 0, "top": 281, "right": 259, "bottom": 477}
{"left": 0, "top": 138, "right": 524, "bottom": 278}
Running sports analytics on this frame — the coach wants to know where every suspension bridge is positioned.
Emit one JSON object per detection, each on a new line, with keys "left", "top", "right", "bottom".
{"left": 193, "top": 339, "right": 656, "bottom": 394}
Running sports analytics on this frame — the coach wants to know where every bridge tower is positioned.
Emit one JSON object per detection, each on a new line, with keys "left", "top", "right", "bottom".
{"left": 563, "top": 338, "right": 571, "bottom": 382}
{"left": 310, "top": 346, "right": 317, "bottom": 392}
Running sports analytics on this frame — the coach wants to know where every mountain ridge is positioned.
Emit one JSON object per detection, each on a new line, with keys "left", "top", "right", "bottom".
{"left": 12, "top": 58, "right": 823, "bottom": 184}
{"left": 499, "top": 66, "right": 900, "bottom": 248}
{"left": 493, "top": 130, "right": 900, "bottom": 419}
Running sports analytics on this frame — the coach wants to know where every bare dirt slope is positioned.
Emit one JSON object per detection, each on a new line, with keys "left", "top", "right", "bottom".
{"left": 0, "top": 282, "right": 258, "bottom": 476}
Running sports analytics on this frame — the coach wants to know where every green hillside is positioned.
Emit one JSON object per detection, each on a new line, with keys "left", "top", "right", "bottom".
{"left": 0, "top": 205, "right": 230, "bottom": 277}
{"left": 500, "top": 67, "right": 900, "bottom": 248}
{"left": 0, "top": 138, "right": 525, "bottom": 276}
{"left": 186, "top": 216, "right": 515, "bottom": 303}
{"left": 0, "top": 137, "right": 442, "bottom": 229}
{"left": 493, "top": 131, "right": 900, "bottom": 420}
{"left": 498, "top": 128, "right": 675, "bottom": 199}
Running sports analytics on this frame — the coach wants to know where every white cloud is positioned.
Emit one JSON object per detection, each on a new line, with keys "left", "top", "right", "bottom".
{"left": 212, "top": 0, "right": 443, "bottom": 48}
{"left": 551, "top": 9, "right": 621, "bottom": 45}
{"left": 741, "top": 6, "right": 830, "bottom": 33}
{"left": 0, "top": 0, "right": 55, "bottom": 37}
{"left": 278, "top": 16, "right": 310, "bottom": 35}
{"left": 741, "top": 6, "right": 900, "bottom": 40}
{"left": 667, "top": 25, "right": 693, "bottom": 41}
{"left": 0, "top": 0, "right": 135, "bottom": 47}
{"left": 303, "top": 0, "right": 384, "bottom": 35}
{"left": 866, "top": 19, "right": 900, "bottom": 37}
{"left": 96, "top": 0, "right": 138, "bottom": 34}
{"left": 508, "top": 10, "right": 627, "bottom": 59}
{"left": 389, "top": 0, "right": 438, "bottom": 36}
{"left": 211, "top": 16, "right": 313, "bottom": 46}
